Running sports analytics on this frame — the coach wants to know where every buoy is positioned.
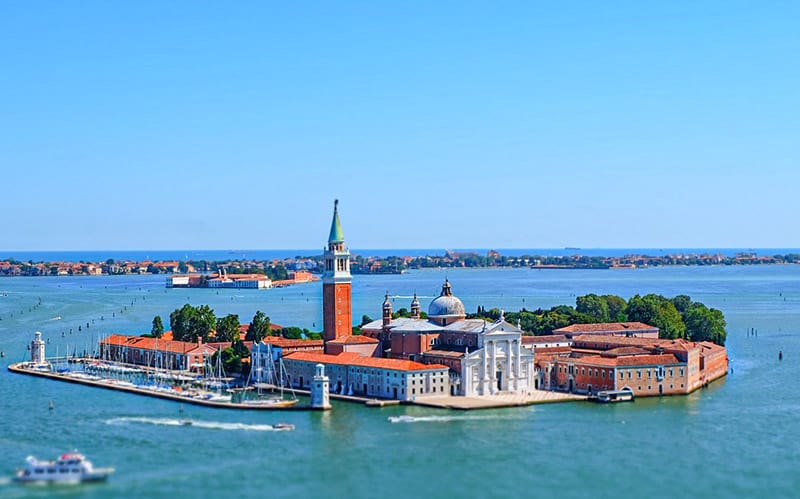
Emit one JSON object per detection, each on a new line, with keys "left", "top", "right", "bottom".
{"left": 49, "top": 400, "right": 54, "bottom": 411}
{"left": 779, "top": 351, "right": 783, "bottom": 361}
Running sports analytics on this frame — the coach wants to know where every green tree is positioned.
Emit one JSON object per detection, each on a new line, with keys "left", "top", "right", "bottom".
{"left": 246, "top": 311, "right": 271, "bottom": 342}
{"left": 280, "top": 327, "right": 304, "bottom": 339}
{"left": 361, "top": 314, "right": 373, "bottom": 326}
{"left": 151, "top": 315, "right": 164, "bottom": 338}
{"left": 169, "top": 303, "right": 216, "bottom": 342}
{"left": 215, "top": 314, "right": 241, "bottom": 342}
{"left": 576, "top": 294, "right": 610, "bottom": 322}
{"left": 392, "top": 308, "right": 410, "bottom": 319}
{"left": 218, "top": 347, "right": 241, "bottom": 374}
{"left": 671, "top": 295, "right": 694, "bottom": 317}
{"left": 169, "top": 304, "right": 197, "bottom": 342}
{"left": 685, "top": 304, "right": 727, "bottom": 345}
{"left": 626, "top": 294, "right": 686, "bottom": 339}
{"left": 602, "top": 295, "right": 628, "bottom": 321}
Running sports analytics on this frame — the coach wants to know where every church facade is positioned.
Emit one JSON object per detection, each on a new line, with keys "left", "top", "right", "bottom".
{"left": 361, "top": 280, "right": 535, "bottom": 396}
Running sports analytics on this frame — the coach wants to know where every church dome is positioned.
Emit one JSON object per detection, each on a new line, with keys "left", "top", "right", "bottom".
{"left": 428, "top": 279, "right": 466, "bottom": 319}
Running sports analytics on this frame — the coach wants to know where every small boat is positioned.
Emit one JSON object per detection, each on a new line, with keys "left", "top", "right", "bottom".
{"left": 388, "top": 415, "right": 416, "bottom": 423}
{"left": 271, "top": 423, "right": 295, "bottom": 431}
{"left": 240, "top": 398, "right": 299, "bottom": 408}
{"left": 179, "top": 419, "right": 193, "bottom": 426}
{"left": 14, "top": 452, "right": 114, "bottom": 484}
{"left": 593, "top": 389, "right": 635, "bottom": 403}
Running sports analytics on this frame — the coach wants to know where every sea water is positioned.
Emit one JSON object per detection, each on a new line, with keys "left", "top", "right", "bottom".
{"left": 0, "top": 265, "right": 798, "bottom": 498}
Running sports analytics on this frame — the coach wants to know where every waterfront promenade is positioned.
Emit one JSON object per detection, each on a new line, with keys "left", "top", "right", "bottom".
{"left": 411, "top": 390, "right": 586, "bottom": 410}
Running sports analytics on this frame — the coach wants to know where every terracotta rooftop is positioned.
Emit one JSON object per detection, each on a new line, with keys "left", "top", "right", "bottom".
{"left": 326, "top": 335, "right": 379, "bottom": 345}
{"left": 554, "top": 322, "right": 658, "bottom": 334}
{"left": 522, "top": 334, "right": 569, "bottom": 344}
{"left": 100, "top": 334, "right": 216, "bottom": 355}
{"left": 600, "top": 346, "right": 652, "bottom": 357}
{"left": 422, "top": 349, "right": 467, "bottom": 359}
{"left": 562, "top": 353, "right": 682, "bottom": 368}
{"left": 284, "top": 351, "right": 448, "bottom": 372}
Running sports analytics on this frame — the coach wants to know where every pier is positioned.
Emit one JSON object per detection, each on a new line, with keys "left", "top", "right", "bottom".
{"left": 8, "top": 361, "right": 319, "bottom": 411}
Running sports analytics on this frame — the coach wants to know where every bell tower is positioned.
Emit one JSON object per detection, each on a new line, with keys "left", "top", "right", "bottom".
{"left": 323, "top": 200, "right": 352, "bottom": 346}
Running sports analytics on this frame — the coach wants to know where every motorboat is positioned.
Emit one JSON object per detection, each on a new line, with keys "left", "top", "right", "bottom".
{"left": 14, "top": 452, "right": 114, "bottom": 484}
{"left": 388, "top": 415, "right": 416, "bottom": 423}
{"left": 179, "top": 418, "right": 193, "bottom": 426}
{"left": 271, "top": 423, "right": 295, "bottom": 431}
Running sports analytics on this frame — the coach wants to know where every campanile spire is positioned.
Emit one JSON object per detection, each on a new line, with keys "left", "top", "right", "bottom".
{"left": 322, "top": 200, "right": 352, "bottom": 348}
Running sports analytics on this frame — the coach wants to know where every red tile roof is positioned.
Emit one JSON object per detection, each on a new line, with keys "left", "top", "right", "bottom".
{"left": 284, "top": 351, "right": 448, "bottom": 372}
{"left": 261, "top": 337, "right": 324, "bottom": 348}
{"left": 522, "top": 334, "right": 569, "bottom": 344}
{"left": 554, "top": 322, "right": 658, "bottom": 334}
{"left": 566, "top": 353, "right": 681, "bottom": 368}
{"left": 100, "top": 334, "right": 216, "bottom": 355}
{"left": 326, "top": 335, "right": 379, "bottom": 345}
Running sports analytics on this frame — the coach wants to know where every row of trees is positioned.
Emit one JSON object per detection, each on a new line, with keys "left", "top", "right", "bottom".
{"left": 468, "top": 293, "right": 727, "bottom": 345}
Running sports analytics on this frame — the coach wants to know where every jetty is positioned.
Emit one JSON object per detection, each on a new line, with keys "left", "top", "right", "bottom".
{"left": 8, "top": 361, "right": 318, "bottom": 411}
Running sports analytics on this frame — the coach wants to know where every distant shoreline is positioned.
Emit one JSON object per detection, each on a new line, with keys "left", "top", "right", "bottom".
{"left": 1, "top": 250, "right": 799, "bottom": 277}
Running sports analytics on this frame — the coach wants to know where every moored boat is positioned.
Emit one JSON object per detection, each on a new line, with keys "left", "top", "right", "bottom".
{"left": 593, "top": 389, "right": 635, "bottom": 403}
{"left": 14, "top": 452, "right": 114, "bottom": 484}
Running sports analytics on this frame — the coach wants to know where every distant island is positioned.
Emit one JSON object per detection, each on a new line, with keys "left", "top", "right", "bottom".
{"left": 1, "top": 250, "right": 799, "bottom": 277}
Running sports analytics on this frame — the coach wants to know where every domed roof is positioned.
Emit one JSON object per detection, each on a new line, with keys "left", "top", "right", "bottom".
{"left": 428, "top": 279, "right": 466, "bottom": 318}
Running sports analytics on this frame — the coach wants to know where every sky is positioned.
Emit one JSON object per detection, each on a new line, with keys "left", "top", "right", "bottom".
{"left": 2, "top": 2, "right": 799, "bottom": 251}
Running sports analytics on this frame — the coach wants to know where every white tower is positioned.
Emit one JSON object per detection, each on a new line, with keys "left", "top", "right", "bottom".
{"left": 30, "top": 331, "right": 46, "bottom": 365}
{"left": 311, "top": 363, "right": 331, "bottom": 410}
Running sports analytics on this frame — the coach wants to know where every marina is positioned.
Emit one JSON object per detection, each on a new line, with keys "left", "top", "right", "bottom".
{"left": 8, "top": 361, "right": 310, "bottom": 411}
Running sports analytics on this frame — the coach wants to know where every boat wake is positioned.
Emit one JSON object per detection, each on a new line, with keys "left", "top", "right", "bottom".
{"left": 47, "top": 316, "right": 62, "bottom": 321}
{"left": 388, "top": 414, "right": 515, "bottom": 424}
{"left": 0, "top": 477, "right": 11, "bottom": 486}
{"left": 105, "top": 417, "right": 285, "bottom": 431}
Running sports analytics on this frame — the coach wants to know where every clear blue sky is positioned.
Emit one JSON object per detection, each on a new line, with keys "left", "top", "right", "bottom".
{"left": 2, "top": 2, "right": 798, "bottom": 251}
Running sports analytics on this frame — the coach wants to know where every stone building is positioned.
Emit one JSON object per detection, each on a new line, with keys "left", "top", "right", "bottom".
{"left": 361, "top": 280, "right": 535, "bottom": 396}
{"left": 534, "top": 334, "right": 728, "bottom": 396}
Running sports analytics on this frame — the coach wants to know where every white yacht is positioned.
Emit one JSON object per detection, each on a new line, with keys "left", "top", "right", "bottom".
{"left": 14, "top": 452, "right": 114, "bottom": 484}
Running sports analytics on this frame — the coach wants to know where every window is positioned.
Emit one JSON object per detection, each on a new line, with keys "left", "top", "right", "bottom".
{"left": 637, "top": 370, "right": 642, "bottom": 379}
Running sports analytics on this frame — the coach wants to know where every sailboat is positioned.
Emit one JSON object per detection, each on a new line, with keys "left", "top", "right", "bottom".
{"left": 201, "top": 351, "right": 232, "bottom": 402}
{"left": 241, "top": 343, "right": 298, "bottom": 407}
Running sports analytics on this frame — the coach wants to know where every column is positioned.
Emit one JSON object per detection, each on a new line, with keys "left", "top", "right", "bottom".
{"left": 514, "top": 339, "right": 522, "bottom": 391}
{"left": 489, "top": 341, "right": 497, "bottom": 394}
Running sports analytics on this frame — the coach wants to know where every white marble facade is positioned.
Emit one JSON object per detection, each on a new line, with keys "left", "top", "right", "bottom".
{"left": 461, "top": 320, "right": 535, "bottom": 396}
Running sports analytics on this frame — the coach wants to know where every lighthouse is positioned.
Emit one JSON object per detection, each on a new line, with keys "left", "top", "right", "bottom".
{"left": 30, "top": 331, "right": 46, "bottom": 365}
{"left": 311, "top": 363, "right": 331, "bottom": 410}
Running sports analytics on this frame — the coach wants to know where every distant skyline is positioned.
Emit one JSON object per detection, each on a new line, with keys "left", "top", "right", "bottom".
{"left": 2, "top": 2, "right": 799, "bottom": 251}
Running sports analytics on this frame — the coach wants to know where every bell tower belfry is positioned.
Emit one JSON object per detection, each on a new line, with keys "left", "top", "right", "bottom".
{"left": 323, "top": 200, "right": 352, "bottom": 347}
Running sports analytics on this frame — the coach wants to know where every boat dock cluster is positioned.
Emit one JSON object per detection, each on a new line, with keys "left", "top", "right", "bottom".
{"left": 9, "top": 359, "right": 308, "bottom": 410}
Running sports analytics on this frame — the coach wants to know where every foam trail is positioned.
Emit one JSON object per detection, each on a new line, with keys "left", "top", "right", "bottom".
{"left": 105, "top": 417, "right": 283, "bottom": 431}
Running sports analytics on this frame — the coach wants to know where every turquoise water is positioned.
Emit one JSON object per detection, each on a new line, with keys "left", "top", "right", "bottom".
{"left": 0, "top": 265, "right": 798, "bottom": 498}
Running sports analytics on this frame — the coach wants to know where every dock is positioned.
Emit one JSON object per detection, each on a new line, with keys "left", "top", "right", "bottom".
{"left": 8, "top": 362, "right": 319, "bottom": 411}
